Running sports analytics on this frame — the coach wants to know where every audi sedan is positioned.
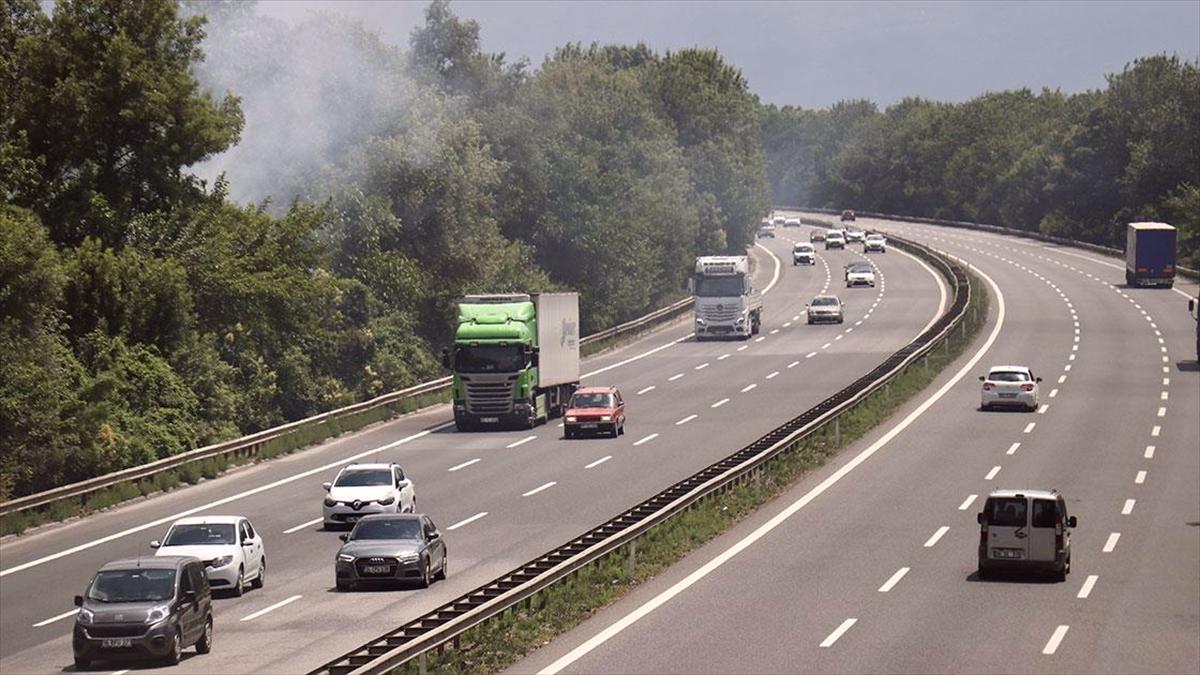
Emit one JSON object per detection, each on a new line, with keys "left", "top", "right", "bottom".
{"left": 335, "top": 514, "right": 447, "bottom": 590}
{"left": 979, "top": 366, "right": 1042, "bottom": 411}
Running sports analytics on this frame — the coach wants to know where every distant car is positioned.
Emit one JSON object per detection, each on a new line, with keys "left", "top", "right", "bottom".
{"left": 825, "top": 231, "right": 845, "bottom": 250}
{"left": 845, "top": 262, "right": 876, "bottom": 288}
{"left": 773, "top": 215, "right": 787, "bottom": 228}
{"left": 73, "top": 556, "right": 213, "bottom": 669}
{"left": 335, "top": 514, "right": 447, "bottom": 591}
{"left": 810, "top": 229, "right": 826, "bottom": 243}
{"left": 977, "top": 489, "right": 1075, "bottom": 581}
{"left": 784, "top": 217, "right": 802, "bottom": 228}
{"left": 323, "top": 463, "right": 417, "bottom": 528}
{"left": 152, "top": 516, "right": 265, "bottom": 596}
{"left": 564, "top": 386, "right": 625, "bottom": 438}
{"left": 841, "top": 209, "right": 856, "bottom": 222}
{"left": 979, "top": 365, "right": 1042, "bottom": 411}
{"left": 864, "top": 233, "right": 887, "bottom": 253}
{"left": 792, "top": 242, "right": 816, "bottom": 266}
{"left": 844, "top": 227, "right": 865, "bottom": 243}
{"left": 806, "top": 295, "right": 844, "bottom": 324}
{"left": 757, "top": 223, "right": 777, "bottom": 238}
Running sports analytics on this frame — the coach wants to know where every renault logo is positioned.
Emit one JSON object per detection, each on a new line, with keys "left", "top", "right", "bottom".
{"left": 351, "top": 500, "right": 363, "bottom": 510}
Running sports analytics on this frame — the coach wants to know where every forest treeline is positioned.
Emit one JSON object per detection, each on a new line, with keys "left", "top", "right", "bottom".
{"left": 761, "top": 55, "right": 1200, "bottom": 266}
{"left": 0, "top": 0, "right": 766, "bottom": 499}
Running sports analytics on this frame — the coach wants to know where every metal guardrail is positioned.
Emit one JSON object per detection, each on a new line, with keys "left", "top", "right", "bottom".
{"left": 311, "top": 233, "right": 970, "bottom": 675}
{"left": 786, "top": 206, "right": 1200, "bottom": 281}
{"left": 0, "top": 296, "right": 694, "bottom": 521}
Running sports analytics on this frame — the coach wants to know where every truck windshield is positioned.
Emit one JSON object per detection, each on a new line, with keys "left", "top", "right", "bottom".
{"left": 695, "top": 276, "right": 745, "bottom": 297}
{"left": 455, "top": 345, "right": 525, "bottom": 373}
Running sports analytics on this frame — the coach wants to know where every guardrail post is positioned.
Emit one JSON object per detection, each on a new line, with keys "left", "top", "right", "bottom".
{"left": 419, "top": 651, "right": 427, "bottom": 675}
{"left": 834, "top": 418, "right": 841, "bottom": 446}
{"left": 627, "top": 540, "right": 637, "bottom": 578}
{"left": 923, "top": 352, "right": 929, "bottom": 372}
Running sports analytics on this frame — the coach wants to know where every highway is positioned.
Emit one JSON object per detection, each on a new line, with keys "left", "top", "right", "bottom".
{"left": 0, "top": 227, "right": 947, "bottom": 673}
{"left": 515, "top": 213, "right": 1200, "bottom": 675}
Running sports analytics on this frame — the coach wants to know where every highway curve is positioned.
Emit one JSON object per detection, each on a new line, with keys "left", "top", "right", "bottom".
{"left": 514, "top": 212, "right": 1200, "bottom": 675}
{"left": 0, "top": 228, "right": 946, "bottom": 674}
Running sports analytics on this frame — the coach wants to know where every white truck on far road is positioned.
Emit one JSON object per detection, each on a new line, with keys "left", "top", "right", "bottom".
{"left": 692, "top": 256, "right": 763, "bottom": 340}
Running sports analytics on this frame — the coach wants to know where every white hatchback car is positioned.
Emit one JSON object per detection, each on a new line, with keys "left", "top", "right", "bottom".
{"left": 979, "top": 366, "right": 1042, "bottom": 411}
{"left": 152, "top": 516, "right": 265, "bottom": 596}
{"left": 323, "top": 462, "right": 417, "bottom": 528}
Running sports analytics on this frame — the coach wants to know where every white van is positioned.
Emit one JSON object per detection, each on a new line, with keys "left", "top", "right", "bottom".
{"left": 977, "top": 489, "right": 1076, "bottom": 580}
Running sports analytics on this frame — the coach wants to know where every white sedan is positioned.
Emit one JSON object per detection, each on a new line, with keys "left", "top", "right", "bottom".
{"left": 153, "top": 516, "right": 265, "bottom": 596}
{"left": 979, "top": 366, "right": 1042, "bottom": 411}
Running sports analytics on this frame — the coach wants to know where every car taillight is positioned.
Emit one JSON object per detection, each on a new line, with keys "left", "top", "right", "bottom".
{"left": 1021, "top": 383, "right": 1035, "bottom": 391}
{"left": 983, "top": 383, "right": 994, "bottom": 391}
{"left": 1055, "top": 515, "right": 1064, "bottom": 551}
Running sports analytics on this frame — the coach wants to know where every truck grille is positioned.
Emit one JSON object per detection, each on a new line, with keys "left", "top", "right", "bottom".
{"left": 86, "top": 624, "right": 148, "bottom": 638}
{"left": 700, "top": 306, "right": 738, "bottom": 322}
{"left": 463, "top": 376, "right": 517, "bottom": 414}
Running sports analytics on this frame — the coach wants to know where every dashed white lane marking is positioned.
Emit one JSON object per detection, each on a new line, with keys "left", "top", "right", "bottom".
{"left": 770, "top": 329, "right": 780, "bottom": 335}
{"left": 793, "top": 315, "right": 800, "bottom": 321}
{"left": 447, "top": 511, "right": 488, "bottom": 531}
{"left": 284, "top": 517, "right": 324, "bottom": 534}
{"left": 694, "top": 363, "right": 710, "bottom": 371}
{"left": 637, "top": 385, "right": 656, "bottom": 395}
{"left": 821, "top": 342, "right": 832, "bottom": 349}
{"left": 634, "top": 433, "right": 659, "bottom": 446}
{"left": 1160, "top": 391, "right": 1169, "bottom": 400}
{"left": 448, "top": 458, "right": 481, "bottom": 472}
{"left": 1103, "top": 532, "right": 1121, "bottom": 553}
{"left": 1042, "top": 625, "right": 1070, "bottom": 655}
{"left": 741, "top": 383, "right": 758, "bottom": 393}
{"left": 958, "top": 494, "right": 977, "bottom": 510}
{"left": 241, "top": 594, "right": 302, "bottom": 622}
{"left": 985, "top": 466, "right": 1002, "bottom": 480}
{"left": 675, "top": 414, "right": 698, "bottom": 425}
{"left": 1151, "top": 425, "right": 1161, "bottom": 437}
{"left": 767, "top": 371, "right": 780, "bottom": 379}
{"left": 835, "top": 334, "right": 844, "bottom": 340}
{"left": 737, "top": 345, "right": 748, "bottom": 352}
{"left": 585, "top": 455, "right": 612, "bottom": 469}
{"left": 1049, "top": 389, "right": 1059, "bottom": 398}
{"left": 1163, "top": 377, "right": 1170, "bottom": 386}
{"left": 788, "top": 360, "right": 800, "bottom": 368}
{"left": 783, "top": 322, "right": 792, "bottom": 328}
{"left": 711, "top": 398, "right": 730, "bottom": 408}
{"left": 32, "top": 608, "right": 77, "bottom": 627}
{"left": 112, "top": 670, "right": 130, "bottom": 675}
{"left": 755, "top": 336, "right": 766, "bottom": 343}
{"left": 1023, "top": 422, "right": 1036, "bottom": 433}
{"left": 1058, "top": 375, "right": 1066, "bottom": 383}
{"left": 1144, "top": 445, "right": 1156, "bottom": 459}
{"left": 1064, "top": 364, "right": 1071, "bottom": 371}
{"left": 1077, "top": 575, "right": 1099, "bottom": 599}
{"left": 855, "top": 320, "right": 863, "bottom": 326}
{"left": 820, "top": 618, "right": 858, "bottom": 648}
{"left": 507, "top": 435, "right": 537, "bottom": 448}
{"left": 1157, "top": 407, "right": 1167, "bottom": 417}
{"left": 1007, "top": 442, "right": 1021, "bottom": 455}
{"left": 668, "top": 373, "right": 684, "bottom": 382}
{"left": 718, "top": 354, "right": 730, "bottom": 361}
{"left": 806, "top": 352, "right": 817, "bottom": 358}
{"left": 1135, "top": 470, "right": 1146, "bottom": 484}
{"left": 1121, "top": 499, "right": 1136, "bottom": 515}
{"left": 924, "top": 526, "right": 950, "bottom": 548}
{"left": 522, "top": 481, "right": 557, "bottom": 497}
{"left": 878, "top": 567, "right": 910, "bottom": 593}
{"left": 1037, "top": 404, "right": 1049, "bottom": 414}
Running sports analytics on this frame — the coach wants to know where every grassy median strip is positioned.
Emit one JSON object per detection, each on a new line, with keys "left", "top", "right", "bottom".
{"left": 396, "top": 268, "right": 987, "bottom": 675}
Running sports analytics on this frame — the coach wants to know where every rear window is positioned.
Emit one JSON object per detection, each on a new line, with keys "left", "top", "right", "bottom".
{"left": 989, "top": 371, "right": 1029, "bottom": 382}
{"left": 1032, "top": 499, "right": 1058, "bottom": 528}
{"left": 986, "top": 498, "right": 1027, "bottom": 527}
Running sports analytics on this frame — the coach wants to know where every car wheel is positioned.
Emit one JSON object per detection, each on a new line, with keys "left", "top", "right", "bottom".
{"left": 564, "top": 428, "right": 574, "bottom": 439}
{"left": 252, "top": 558, "right": 265, "bottom": 589}
{"left": 418, "top": 559, "right": 432, "bottom": 589}
{"left": 232, "top": 566, "right": 244, "bottom": 597}
{"left": 619, "top": 421, "right": 625, "bottom": 436}
{"left": 195, "top": 615, "right": 213, "bottom": 654}
{"left": 435, "top": 553, "right": 447, "bottom": 581}
{"left": 163, "top": 629, "right": 182, "bottom": 666}
{"left": 73, "top": 656, "right": 90, "bottom": 670}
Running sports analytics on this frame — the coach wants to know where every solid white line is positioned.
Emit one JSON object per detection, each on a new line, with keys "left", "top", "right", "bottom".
{"left": 637, "top": 385, "right": 656, "bottom": 395}
{"left": 1135, "top": 470, "right": 1146, "bottom": 484}
{"left": 985, "top": 466, "right": 1001, "bottom": 480}
{"left": 283, "top": 517, "right": 324, "bottom": 534}
{"left": 1151, "top": 425, "right": 1161, "bottom": 437}
{"left": 754, "top": 241, "right": 783, "bottom": 295}
{"left": 711, "top": 398, "right": 730, "bottom": 408}
{"left": 1144, "top": 445, "right": 1155, "bottom": 459}
{"left": 536, "top": 262, "right": 1009, "bottom": 675}
{"left": 1121, "top": 499, "right": 1135, "bottom": 515}
{"left": 959, "top": 494, "right": 978, "bottom": 511}
{"left": 32, "top": 608, "right": 77, "bottom": 628}
{"left": 819, "top": 618, "right": 858, "bottom": 648}
{"left": 806, "top": 352, "right": 817, "bottom": 358}
{"left": 1042, "top": 625, "right": 1070, "bottom": 655}
{"left": 1007, "top": 442, "right": 1021, "bottom": 455}
{"left": 878, "top": 567, "right": 910, "bottom": 593}
{"left": 668, "top": 373, "right": 684, "bottom": 382}
{"left": 507, "top": 435, "right": 537, "bottom": 448}
{"left": 523, "top": 481, "right": 557, "bottom": 497}
{"left": 447, "top": 458, "right": 481, "bottom": 472}
{"left": 675, "top": 414, "right": 698, "bottom": 426}
{"left": 766, "top": 371, "right": 779, "bottom": 379}
{"left": 741, "top": 383, "right": 757, "bottom": 393}
{"left": 695, "top": 362, "right": 710, "bottom": 371}
{"left": 924, "top": 526, "right": 950, "bottom": 548}
{"left": 1, "top": 421, "right": 453, "bottom": 577}
{"left": 1103, "top": 532, "right": 1120, "bottom": 553}
{"left": 788, "top": 360, "right": 800, "bottom": 368}
{"left": 1077, "top": 575, "right": 1099, "bottom": 599}
{"left": 1037, "top": 404, "right": 1049, "bottom": 414}
{"left": 633, "top": 433, "right": 659, "bottom": 447}
{"left": 1023, "top": 422, "right": 1036, "bottom": 433}
{"left": 240, "top": 594, "right": 302, "bottom": 622}
{"left": 447, "top": 512, "right": 488, "bottom": 531}
{"left": 585, "top": 456, "right": 612, "bottom": 469}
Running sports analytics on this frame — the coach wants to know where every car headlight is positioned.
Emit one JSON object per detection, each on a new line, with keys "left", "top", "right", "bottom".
{"left": 146, "top": 604, "right": 171, "bottom": 624}
{"left": 324, "top": 497, "right": 337, "bottom": 507}
{"left": 77, "top": 607, "right": 94, "bottom": 625}
{"left": 565, "top": 416, "right": 576, "bottom": 423}
{"left": 600, "top": 415, "right": 612, "bottom": 421}
{"left": 337, "top": 553, "right": 355, "bottom": 563}
{"left": 397, "top": 553, "right": 419, "bottom": 563}
{"left": 210, "top": 555, "right": 234, "bottom": 568}
{"left": 735, "top": 317, "right": 746, "bottom": 324}
{"left": 695, "top": 317, "right": 706, "bottom": 326}
{"left": 377, "top": 495, "right": 395, "bottom": 506}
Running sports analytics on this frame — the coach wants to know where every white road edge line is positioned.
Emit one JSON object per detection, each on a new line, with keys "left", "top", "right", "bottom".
{"left": 283, "top": 517, "right": 324, "bottom": 534}
{"left": 240, "top": 594, "right": 302, "bottom": 622}
{"left": 1042, "top": 625, "right": 1070, "bottom": 655}
{"left": 536, "top": 262, "right": 1007, "bottom": 675}
{"left": 522, "top": 482, "right": 557, "bottom": 497}
{"left": 819, "top": 618, "right": 858, "bottom": 648}
{"left": 878, "top": 567, "right": 910, "bottom": 593}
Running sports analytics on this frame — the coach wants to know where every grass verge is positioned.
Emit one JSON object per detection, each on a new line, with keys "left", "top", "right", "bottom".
{"left": 395, "top": 267, "right": 988, "bottom": 675}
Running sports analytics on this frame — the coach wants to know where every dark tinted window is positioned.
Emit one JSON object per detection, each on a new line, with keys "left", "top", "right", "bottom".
{"left": 243, "top": 520, "right": 256, "bottom": 539}
{"left": 88, "top": 569, "right": 177, "bottom": 603}
{"left": 986, "top": 498, "right": 1027, "bottom": 527}
{"left": 351, "top": 518, "right": 421, "bottom": 541}
{"left": 812, "top": 297, "right": 839, "bottom": 307}
{"left": 188, "top": 563, "right": 207, "bottom": 594}
{"left": 165, "top": 523, "right": 236, "bottom": 546}
{"left": 989, "top": 371, "right": 1030, "bottom": 382}
{"left": 335, "top": 469, "right": 392, "bottom": 487}
{"left": 1032, "top": 499, "right": 1058, "bottom": 528}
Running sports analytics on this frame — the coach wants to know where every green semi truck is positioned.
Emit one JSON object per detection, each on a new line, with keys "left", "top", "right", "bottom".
{"left": 442, "top": 293, "right": 581, "bottom": 431}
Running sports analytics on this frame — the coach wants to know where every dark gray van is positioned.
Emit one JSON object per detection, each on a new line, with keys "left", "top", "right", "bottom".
{"left": 72, "top": 556, "right": 213, "bottom": 669}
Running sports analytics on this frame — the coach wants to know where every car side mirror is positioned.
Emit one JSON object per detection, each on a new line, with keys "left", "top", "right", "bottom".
{"left": 1036, "top": 377, "right": 1043, "bottom": 382}
{"left": 396, "top": 479, "right": 410, "bottom": 490}
{"left": 338, "top": 534, "right": 349, "bottom": 542}
{"left": 150, "top": 540, "right": 161, "bottom": 549}
{"left": 1189, "top": 299, "right": 1195, "bottom": 312}
{"left": 976, "top": 513, "right": 986, "bottom": 525}
{"left": 181, "top": 589, "right": 196, "bottom": 605}
{"left": 241, "top": 539, "right": 254, "bottom": 547}
{"left": 322, "top": 482, "right": 332, "bottom": 492}
{"left": 441, "top": 347, "right": 451, "bottom": 369}
{"left": 74, "top": 595, "right": 84, "bottom": 607}
{"left": 1067, "top": 516, "right": 1077, "bottom": 528}
{"left": 978, "top": 376, "right": 985, "bottom": 381}
{"left": 530, "top": 351, "right": 540, "bottom": 368}
{"left": 428, "top": 530, "right": 440, "bottom": 540}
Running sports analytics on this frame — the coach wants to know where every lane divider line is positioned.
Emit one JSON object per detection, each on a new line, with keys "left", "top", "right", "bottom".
{"left": 241, "top": 594, "right": 302, "bottom": 622}
{"left": 1102, "top": 532, "right": 1120, "bottom": 553}
{"left": 1042, "top": 625, "right": 1069, "bottom": 655}
{"left": 32, "top": 608, "right": 78, "bottom": 628}
{"left": 924, "top": 526, "right": 950, "bottom": 548}
{"left": 507, "top": 435, "right": 537, "bottom": 449}
{"left": 447, "top": 512, "right": 488, "bottom": 531}
{"left": 675, "top": 414, "right": 698, "bottom": 426}
{"left": 284, "top": 517, "right": 324, "bottom": 534}
{"left": 523, "top": 482, "right": 557, "bottom": 497}
{"left": 711, "top": 399, "right": 730, "bottom": 409}
{"left": 447, "top": 458, "right": 481, "bottom": 472}
{"left": 633, "top": 433, "right": 659, "bottom": 447}
{"left": 585, "top": 456, "right": 612, "bottom": 470}
{"left": 878, "top": 567, "right": 910, "bottom": 593}
{"left": 1077, "top": 575, "right": 1098, "bottom": 599}
{"left": 819, "top": 618, "right": 858, "bottom": 648}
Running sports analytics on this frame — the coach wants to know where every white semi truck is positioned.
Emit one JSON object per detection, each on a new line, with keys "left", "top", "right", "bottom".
{"left": 691, "top": 255, "right": 763, "bottom": 340}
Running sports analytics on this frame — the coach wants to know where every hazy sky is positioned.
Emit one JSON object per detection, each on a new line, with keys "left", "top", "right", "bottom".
{"left": 249, "top": 0, "right": 1200, "bottom": 108}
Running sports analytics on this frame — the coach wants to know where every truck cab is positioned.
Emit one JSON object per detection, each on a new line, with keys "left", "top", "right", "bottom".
{"left": 692, "top": 256, "right": 762, "bottom": 340}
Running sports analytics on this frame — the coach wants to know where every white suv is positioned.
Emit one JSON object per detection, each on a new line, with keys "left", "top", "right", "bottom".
{"left": 322, "top": 463, "right": 416, "bottom": 528}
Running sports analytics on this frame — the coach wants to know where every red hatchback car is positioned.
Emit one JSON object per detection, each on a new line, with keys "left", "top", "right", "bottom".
{"left": 563, "top": 387, "right": 625, "bottom": 438}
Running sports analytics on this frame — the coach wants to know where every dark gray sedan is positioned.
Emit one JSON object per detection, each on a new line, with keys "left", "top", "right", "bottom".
{"left": 334, "top": 514, "right": 447, "bottom": 591}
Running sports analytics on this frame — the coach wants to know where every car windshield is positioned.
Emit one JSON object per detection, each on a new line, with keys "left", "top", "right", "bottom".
{"left": 454, "top": 344, "right": 525, "bottom": 373}
{"left": 989, "top": 371, "right": 1030, "bottom": 382}
{"left": 571, "top": 393, "right": 613, "bottom": 408}
{"left": 812, "top": 297, "right": 838, "bottom": 307}
{"left": 164, "top": 523, "right": 236, "bottom": 546}
{"left": 695, "top": 275, "right": 745, "bottom": 297}
{"left": 87, "top": 569, "right": 176, "bottom": 603}
{"left": 335, "top": 469, "right": 392, "bottom": 487}
{"left": 986, "top": 498, "right": 1028, "bottom": 527}
{"left": 794, "top": 245, "right": 813, "bottom": 252}
{"left": 848, "top": 264, "right": 872, "bottom": 273}
{"left": 867, "top": 235, "right": 884, "bottom": 241}
{"left": 350, "top": 518, "right": 422, "bottom": 541}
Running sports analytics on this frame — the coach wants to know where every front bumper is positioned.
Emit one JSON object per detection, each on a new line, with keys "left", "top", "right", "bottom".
{"left": 793, "top": 256, "right": 815, "bottom": 265}
{"left": 807, "top": 312, "right": 842, "bottom": 323}
{"left": 323, "top": 502, "right": 398, "bottom": 526}
{"left": 73, "top": 620, "right": 177, "bottom": 662}
{"left": 565, "top": 421, "right": 618, "bottom": 436}
{"left": 846, "top": 278, "right": 875, "bottom": 287}
{"left": 336, "top": 556, "right": 424, "bottom": 585}
{"left": 203, "top": 560, "right": 241, "bottom": 587}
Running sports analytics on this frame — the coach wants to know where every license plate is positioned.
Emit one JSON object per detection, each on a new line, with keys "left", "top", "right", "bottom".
{"left": 101, "top": 639, "right": 132, "bottom": 648}
{"left": 481, "top": 417, "right": 499, "bottom": 423}
{"left": 999, "top": 393, "right": 1017, "bottom": 398}
{"left": 580, "top": 423, "right": 598, "bottom": 429}
{"left": 363, "top": 565, "right": 391, "bottom": 574}
{"left": 993, "top": 548, "right": 1023, "bottom": 559}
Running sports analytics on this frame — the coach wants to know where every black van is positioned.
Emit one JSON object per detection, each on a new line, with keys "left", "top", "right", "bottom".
{"left": 73, "top": 556, "right": 213, "bottom": 669}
